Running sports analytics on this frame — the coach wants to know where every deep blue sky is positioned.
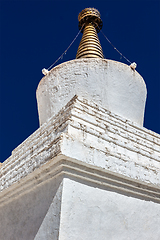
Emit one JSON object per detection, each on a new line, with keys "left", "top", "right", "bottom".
{"left": 0, "top": 0, "right": 160, "bottom": 162}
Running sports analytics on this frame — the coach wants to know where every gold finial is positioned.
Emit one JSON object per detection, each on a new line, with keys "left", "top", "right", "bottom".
{"left": 76, "top": 8, "right": 104, "bottom": 59}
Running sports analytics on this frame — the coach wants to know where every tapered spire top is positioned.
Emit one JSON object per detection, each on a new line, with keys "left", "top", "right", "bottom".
{"left": 76, "top": 8, "right": 104, "bottom": 59}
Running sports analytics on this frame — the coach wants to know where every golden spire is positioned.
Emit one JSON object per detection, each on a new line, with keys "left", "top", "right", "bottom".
{"left": 76, "top": 8, "right": 104, "bottom": 59}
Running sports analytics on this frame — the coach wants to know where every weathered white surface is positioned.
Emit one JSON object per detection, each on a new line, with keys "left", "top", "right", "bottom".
{"left": 1, "top": 96, "right": 159, "bottom": 191}
{"left": 59, "top": 178, "right": 160, "bottom": 240}
{"left": 0, "top": 96, "right": 160, "bottom": 240}
{"left": 34, "top": 180, "right": 63, "bottom": 240}
{"left": 36, "top": 59, "right": 147, "bottom": 126}
{"left": 1, "top": 169, "right": 160, "bottom": 240}
{"left": 0, "top": 174, "right": 63, "bottom": 240}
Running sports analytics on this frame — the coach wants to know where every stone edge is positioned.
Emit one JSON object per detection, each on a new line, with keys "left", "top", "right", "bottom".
{"left": 0, "top": 155, "right": 160, "bottom": 207}
{"left": 1, "top": 96, "right": 160, "bottom": 191}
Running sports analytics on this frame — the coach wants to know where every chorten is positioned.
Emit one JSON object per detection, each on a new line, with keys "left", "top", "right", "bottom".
{"left": 37, "top": 8, "right": 146, "bottom": 127}
{"left": 0, "top": 8, "right": 160, "bottom": 240}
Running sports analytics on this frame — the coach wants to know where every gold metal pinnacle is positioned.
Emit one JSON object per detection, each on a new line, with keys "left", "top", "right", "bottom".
{"left": 76, "top": 8, "right": 104, "bottom": 59}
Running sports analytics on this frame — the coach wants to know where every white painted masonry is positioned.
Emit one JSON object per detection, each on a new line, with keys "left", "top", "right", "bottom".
{"left": 59, "top": 178, "right": 160, "bottom": 240}
{"left": 1, "top": 96, "right": 160, "bottom": 191}
{"left": 0, "top": 96, "right": 160, "bottom": 239}
{"left": 36, "top": 58, "right": 147, "bottom": 127}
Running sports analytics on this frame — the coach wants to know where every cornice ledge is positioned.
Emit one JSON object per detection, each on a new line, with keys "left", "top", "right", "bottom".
{"left": 0, "top": 156, "right": 160, "bottom": 207}
{"left": 1, "top": 95, "right": 160, "bottom": 192}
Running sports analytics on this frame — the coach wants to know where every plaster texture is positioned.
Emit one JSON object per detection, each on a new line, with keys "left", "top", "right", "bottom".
{"left": 0, "top": 96, "right": 160, "bottom": 239}
{"left": 0, "top": 174, "right": 63, "bottom": 240}
{"left": 1, "top": 96, "right": 159, "bottom": 191}
{"left": 36, "top": 59, "right": 147, "bottom": 127}
{"left": 59, "top": 178, "right": 160, "bottom": 240}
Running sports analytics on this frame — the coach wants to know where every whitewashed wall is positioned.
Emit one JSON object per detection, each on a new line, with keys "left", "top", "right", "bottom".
{"left": 37, "top": 59, "right": 147, "bottom": 126}
{"left": 0, "top": 96, "right": 160, "bottom": 240}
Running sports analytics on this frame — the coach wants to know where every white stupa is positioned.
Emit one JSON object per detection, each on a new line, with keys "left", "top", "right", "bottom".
{"left": 0, "top": 8, "right": 160, "bottom": 240}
